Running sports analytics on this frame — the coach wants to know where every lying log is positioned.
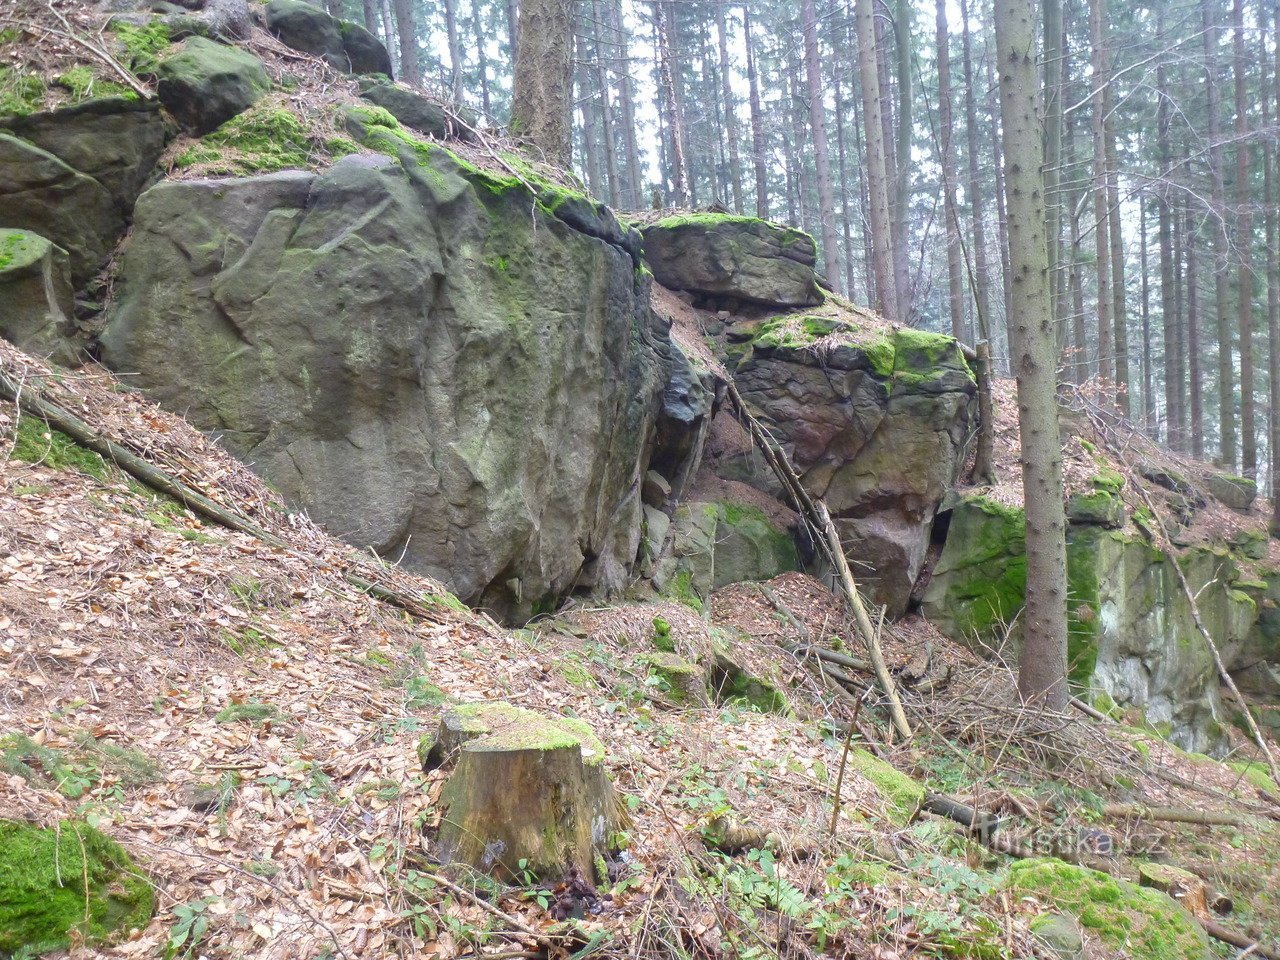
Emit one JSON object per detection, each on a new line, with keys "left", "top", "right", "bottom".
{"left": 422, "top": 703, "right": 620, "bottom": 883}
{"left": 1100, "top": 803, "right": 1241, "bottom": 827}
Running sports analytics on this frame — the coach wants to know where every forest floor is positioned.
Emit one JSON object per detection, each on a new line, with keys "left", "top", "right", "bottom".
{"left": 3, "top": 347, "right": 1280, "bottom": 960}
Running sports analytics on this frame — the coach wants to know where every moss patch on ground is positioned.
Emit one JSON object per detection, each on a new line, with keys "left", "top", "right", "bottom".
{"left": 847, "top": 749, "right": 924, "bottom": 826}
{"left": 110, "top": 18, "right": 172, "bottom": 74}
{"left": 0, "top": 819, "right": 154, "bottom": 955}
{"left": 0, "top": 66, "right": 44, "bottom": 116}
{"left": 1006, "top": 859, "right": 1209, "bottom": 960}
{"left": 11, "top": 416, "right": 113, "bottom": 481}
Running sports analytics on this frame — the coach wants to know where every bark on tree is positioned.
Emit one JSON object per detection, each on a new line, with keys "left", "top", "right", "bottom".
{"left": 577, "top": 23, "right": 603, "bottom": 195}
{"left": 1043, "top": 0, "right": 1064, "bottom": 351}
{"left": 1105, "top": 89, "right": 1130, "bottom": 415}
{"left": 1204, "top": 0, "right": 1236, "bottom": 468}
{"left": 743, "top": 3, "right": 768, "bottom": 218}
{"left": 1187, "top": 202, "right": 1205, "bottom": 458}
{"left": 1140, "top": 199, "right": 1155, "bottom": 432}
{"left": 988, "top": 45, "right": 1014, "bottom": 359}
{"left": 443, "top": 0, "right": 463, "bottom": 103}
{"left": 361, "top": 0, "right": 377, "bottom": 34}
{"left": 1156, "top": 26, "right": 1179, "bottom": 448}
{"left": 653, "top": 0, "right": 689, "bottom": 204}
{"left": 892, "top": 0, "right": 913, "bottom": 320}
{"left": 1089, "top": 0, "right": 1115, "bottom": 387}
{"left": 606, "top": 0, "right": 641, "bottom": 208}
{"left": 802, "top": 0, "right": 842, "bottom": 293}
{"left": 509, "top": 0, "right": 575, "bottom": 165}
{"left": 590, "top": 0, "right": 620, "bottom": 208}
{"left": 960, "top": 0, "right": 992, "bottom": 342}
{"left": 715, "top": 0, "right": 744, "bottom": 214}
{"left": 392, "top": 0, "right": 420, "bottom": 86}
{"left": 470, "top": 0, "right": 493, "bottom": 118}
{"left": 855, "top": 0, "right": 899, "bottom": 322}
{"left": 937, "top": 0, "right": 966, "bottom": 342}
{"left": 507, "top": 0, "right": 520, "bottom": 66}
{"left": 833, "top": 53, "right": 860, "bottom": 303}
{"left": 1233, "top": 0, "right": 1255, "bottom": 479}
{"left": 1269, "top": 8, "right": 1280, "bottom": 526}
{"left": 995, "top": 0, "right": 1071, "bottom": 711}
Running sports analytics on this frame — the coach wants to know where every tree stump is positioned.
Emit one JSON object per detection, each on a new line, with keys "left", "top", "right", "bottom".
{"left": 422, "top": 703, "right": 619, "bottom": 881}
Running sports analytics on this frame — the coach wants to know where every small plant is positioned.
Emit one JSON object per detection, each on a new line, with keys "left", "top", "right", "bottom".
{"left": 214, "top": 700, "right": 280, "bottom": 725}
{"left": 164, "top": 897, "right": 218, "bottom": 960}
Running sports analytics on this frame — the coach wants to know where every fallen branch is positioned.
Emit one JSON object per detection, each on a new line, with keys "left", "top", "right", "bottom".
{"left": 1099, "top": 803, "right": 1241, "bottom": 827}
{"left": 725, "top": 380, "right": 912, "bottom": 739}
{"left": 1202, "top": 920, "right": 1280, "bottom": 960}
{"left": 413, "top": 868, "right": 541, "bottom": 940}
{"left": 0, "top": 368, "right": 464, "bottom": 632}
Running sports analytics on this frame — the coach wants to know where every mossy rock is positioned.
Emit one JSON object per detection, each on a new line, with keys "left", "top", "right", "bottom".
{"left": 1206, "top": 472, "right": 1257, "bottom": 512}
{"left": 1067, "top": 490, "right": 1125, "bottom": 529}
{"left": 640, "top": 652, "right": 707, "bottom": 706}
{"left": 0, "top": 819, "right": 153, "bottom": 955}
{"left": 156, "top": 36, "right": 269, "bottom": 135}
{"left": 1007, "top": 859, "right": 1210, "bottom": 960}
{"left": 845, "top": 749, "right": 923, "bottom": 826}
{"left": 707, "top": 650, "right": 791, "bottom": 714}
{"left": 1030, "top": 913, "right": 1085, "bottom": 960}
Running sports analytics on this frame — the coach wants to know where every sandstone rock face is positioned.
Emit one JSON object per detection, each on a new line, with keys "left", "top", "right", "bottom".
{"left": 357, "top": 76, "right": 452, "bottom": 138}
{"left": 157, "top": 36, "right": 269, "bottom": 135}
{"left": 662, "top": 500, "right": 800, "bottom": 601}
{"left": 100, "top": 148, "right": 668, "bottom": 620}
{"left": 0, "top": 98, "right": 170, "bottom": 285}
{"left": 641, "top": 215, "right": 823, "bottom": 308}
{"left": 265, "top": 0, "right": 393, "bottom": 76}
{"left": 922, "top": 495, "right": 1263, "bottom": 752}
{"left": 1205, "top": 472, "right": 1256, "bottom": 512}
{"left": 0, "top": 230, "right": 80, "bottom": 364}
{"left": 733, "top": 324, "right": 977, "bottom": 615}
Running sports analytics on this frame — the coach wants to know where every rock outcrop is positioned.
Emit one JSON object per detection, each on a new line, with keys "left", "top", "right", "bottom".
{"left": 921, "top": 494, "right": 1270, "bottom": 751}
{"left": 264, "top": 0, "right": 393, "bottom": 76}
{"left": 641, "top": 215, "right": 823, "bottom": 308}
{"left": 0, "top": 229, "right": 79, "bottom": 365}
{"left": 0, "top": 97, "right": 170, "bottom": 285}
{"left": 730, "top": 318, "right": 977, "bottom": 615}
{"left": 156, "top": 35, "right": 269, "bottom": 135}
{"left": 101, "top": 131, "right": 669, "bottom": 621}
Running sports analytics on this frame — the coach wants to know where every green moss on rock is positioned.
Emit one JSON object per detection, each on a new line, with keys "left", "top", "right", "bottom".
{"left": 55, "top": 66, "right": 139, "bottom": 103}
{"left": 847, "top": 749, "right": 924, "bottom": 826}
{"left": 110, "top": 18, "right": 172, "bottom": 74}
{"left": 0, "top": 819, "right": 153, "bottom": 955}
{"left": 1006, "top": 859, "right": 1209, "bottom": 960}
{"left": 175, "top": 105, "right": 314, "bottom": 174}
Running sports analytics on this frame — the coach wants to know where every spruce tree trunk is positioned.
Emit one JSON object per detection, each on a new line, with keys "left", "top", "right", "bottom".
{"left": 1105, "top": 92, "right": 1129, "bottom": 415}
{"left": 1173, "top": 192, "right": 1187, "bottom": 448}
{"left": 1233, "top": 0, "right": 1255, "bottom": 478}
{"left": 607, "top": 0, "right": 641, "bottom": 208}
{"left": 987, "top": 46, "right": 1014, "bottom": 361}
{"left": 833, "top": 58, "right": 859, "bottom": 303}
{"left": 1089, "top": 0, "right": 1114, "bottom": 387}
{"left": 743, "top": 4, "right": 768, "bottom": 218}
{"left": 1187, "top": 202, "right": 1205, "bottom": 458}
{"left": 1043, "top": 0, "right": 1064, "bottom": 352}
{"left": 470, "top": 0, "right": 493, "bottom": 118}
{"left": 653, "top": 0, "right": 689, "bottom": 204}
{"left": 1204, "top": 0, "right": 1237, "bottom": 468}
{"left": 510, "top": 0, "right": 575, "bottom": 165}
{"left": 936, "top": 0, "right": 965, "bottom": 342}
{"left": 362, "top": 0, "right": 377, "bottom": 34}
{"left": 507, "top": 0, "right": 520, "bottom": 66}
{"left": 443, "top": 0, "right": 462, "bottom": 102}
{"left": 716, "top": 0, "right": 744, "bottom": 214}
{"left": 892, "top": 0, "right": 913, "bottom": 320}
{"left": 995, "top": 0, "right": 1070, "bottom": 711}
{"left": 855, "top": 0, "right": 899, "bottom": 322}
{"left": 960, "top": 0, "right": 992, "bottom": 342}
{"left": 802, "top": 0, "right": 842, "bottom": 293}
{"left": 591, "top": 0, "right": 620, "bottom": 208}
{"left": 379, "top": 0, "right": 397, "bottom": 64}
{"left": 1156, "top": 27, "right": 1179, "bottom": 447}
{"left": 577, "top": 25, "right": 603, "bottom": 196}
{"left": 1140, "top": 200, "right": 1155, "bottom": 431}
{"left": 785, "top": 61, "right": 812, "bottom": 236}
{"left": 392, "top": 0, "right": 420, "bottom": 86}
{"left": 1269, "top": 8, "right": 1280, "bottom": 524}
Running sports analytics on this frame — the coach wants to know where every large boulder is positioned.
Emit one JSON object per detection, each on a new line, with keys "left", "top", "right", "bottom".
{"left": 100, "top": 147, "right": 667, "bottom": 621}
{"left": 0, "top": 97, "right": 169, "bottom": 285}
{"left": 357, "top": 75, "right": 452, "bottom": 139}
{"left": 921, "top": 495, "right": 1258, "bottom": 752}
{"left": 265, "top": 0, "right": 393, "bottom": 76}
{"left": 156, "top": 36, "right": 269, "bottom": 135}
{"left": 732, "top": 319, "right": 977, "bottom": 615}
{"left": 641, "top": 214, "right": 823, "bottom": 308}
{"left": 663, "top": 500, "right": 800, "bottom": 602}
{"left": 1205, "top": 471, "right": 1256, "bottom": 512}
{"left": 0, "top": 230, "right": 80, "bottom": 364}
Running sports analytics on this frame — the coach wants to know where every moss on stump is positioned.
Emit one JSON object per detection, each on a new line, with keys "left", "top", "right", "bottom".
{"left": 0, "top": 819, "right": 153, "bottom": 955}
{"left": 423, "top": 703, "right": 619, "bottom": 882}
{"left": 1007, "top": 859, "right": 1210, "bottom": 960}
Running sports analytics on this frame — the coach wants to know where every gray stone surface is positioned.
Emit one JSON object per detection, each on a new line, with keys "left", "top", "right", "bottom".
{"left": 157, "top": 36, "right": 269, "bottom": 134}
{"left": 0, "top": 230, "right": 80, "bottom": 364}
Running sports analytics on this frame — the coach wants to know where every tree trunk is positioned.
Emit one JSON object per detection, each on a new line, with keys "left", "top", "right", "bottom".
{"left": 892, "top": 0, "right": 913, "bottom": 320}
{"left": 443, "top": 0, "right": 463, "bottom": 103}
{"left": 507, "top": 0, "right": 520, "bottom": 67}
{"left": 1187, "top": 201, "right": 1205, "bottom": 458}
{"left": 1140, "top": 199, "right": 1155, "bottom": 432}
{"left": 470, "top": 0, "right": 493, "bottom": 118}
{"left": 663, "top": 0, "right": 695, "bottom": 206}
{"left": 577, "top": 23, "right": 603, "bottom": 196}
{"left": 1173, "top": 190, "right": 1187, "bottom": 448}
{"left": 988, "top": 45, "right": 1014, "bottom": 359}
{"left": 362, "top": 0, "right": 377, "bottom": 34}
{"left": 653, "top": 0, "right": 688, "bottom": 204}
{"left": 1156, "top": 26, "right": 1178, "bottom": 446}
{"left": 716, "top": 0, "right": 744, "bottom": 214}
{"left": 960, "top": 0, "right": 992, "bottom": 342}
{"left": 1105, "top": 89, "right": 1129, "bottom": 415}
{"left": 802, "top": 0, "right": 842, "bottom": 293}
{"left": 834, "top": 54, "right": 859, "bottom": 303}
{"left": 607, "top": 0, "right": 641, "bottom": 208}
{"left": 743, "top": 4, "right": 768, "bottom": 218}
{"left": 855, "top": 0, "right": 899, "bottom": 322}
{"left": 785, "top": 60, "right": 811, "bottom": 236}
{"left": 1269, "top": 7, "right": 1280, "bottom": 524}
{"left": 590, "top": 0, "right": 620, "bottom": 207}
{"left": 392, "top": 0, "right": 420, "bottom": 86}
{"left": 379, "top": 0, "right": 397, "bottom": 65}
{"left": 995, "top": 0, "right": 1071, "bottom": 711}
{"left": 1204, "top": 0, "right": 1236, "bottom": 468}
{"left": 1233, "top": 0, "right": 1255, "bottom": 478}
{"left": 1043, "top": 0, "right": 1064, "bottom": 353}
{"left": 1089, "top": 0, "right": 1115, "bottom": 387}
{"left": 936, "top": 0, "right": 965, "bottom": 342}
{"left": 510, "top": 0, "right": 574, "bottom": 164}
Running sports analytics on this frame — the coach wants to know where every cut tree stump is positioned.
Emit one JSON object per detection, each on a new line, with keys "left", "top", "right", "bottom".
{"left": 422, "top": 703, "right": 619, "bottom": 882}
